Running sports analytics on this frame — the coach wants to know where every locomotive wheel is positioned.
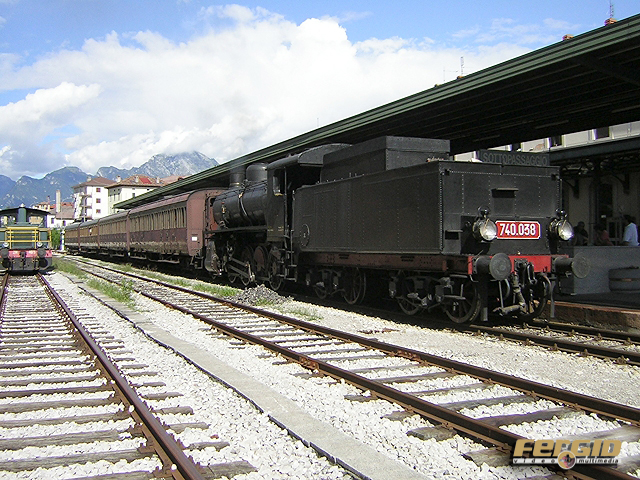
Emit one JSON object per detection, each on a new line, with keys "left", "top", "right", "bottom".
{"left": 240, "top": 246, "right": 255, "bottom": 287}
{"left": 313, "top": 282, "right": 329, "bottom": 299}
{"left": 313, "top": 269, "right": 331, "bottom": 299}
{"left": 396, "top": 275, "right": 422, "bottom": 315}
{"left": 397, "top": 297, "right": 421, "bottom": 315}
{"left": 521, "top": 274, "right": 551, "bottom": 320}
{"left": 445, "top": 279, "right": 481, "bottom": 323}
{"left": 267, "top": 250, "right": 284, "bottom": 291}
{"left": 253, "top": 245, "right": 268, "bottom": 280}
{"left": 342, "top": 268, "right": 366, "bottom": 305}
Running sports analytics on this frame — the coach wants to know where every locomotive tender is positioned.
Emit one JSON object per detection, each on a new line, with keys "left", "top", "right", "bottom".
{"left": 66, "top": 136, "right": 588, "bottom": 322}
{"left": 0, "top": 206, "right": 53, "bottom": 273}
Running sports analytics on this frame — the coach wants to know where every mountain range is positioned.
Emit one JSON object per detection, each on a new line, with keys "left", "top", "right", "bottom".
{"left": 0, "top": 152, "right": 218, "bottom": 209}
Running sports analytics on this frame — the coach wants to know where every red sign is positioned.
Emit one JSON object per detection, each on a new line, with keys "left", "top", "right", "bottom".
{"left": 496, "top": 221, "right": 541, "bottom": 239}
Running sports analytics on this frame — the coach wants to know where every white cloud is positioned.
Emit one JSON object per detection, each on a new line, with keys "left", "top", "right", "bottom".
{"left": 0, "top": 6, "right": 532, "bottom": 179}
{"left": 456, "top": 16, "right": 575, "bottom": 46}
{"left": 0, "top": 82, "right": 100, "bottom": 130}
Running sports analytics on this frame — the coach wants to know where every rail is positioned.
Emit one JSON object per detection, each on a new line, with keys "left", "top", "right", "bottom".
{"left": 72, "top": 261, "right": 640, "bottom": 480}
{"left": 37, "top": 273, "right": 205, "bottom": 480}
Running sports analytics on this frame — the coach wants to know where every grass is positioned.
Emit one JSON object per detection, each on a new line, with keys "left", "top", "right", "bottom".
{"left": 53, "top": 257, "right": 137, "bottom": 307}
{"left": 253, "top": 297, "right": 277, "bottom": 307}
{"left": 55, "top": 256, "right": 241, "bottom": 301}
{"left": 87, "top": 277, "right": 136, "bottom": 307}
{"left": 52, "top": 257, "right": 87, "bottom": 278}
{"left": 192, "top": 282, "right": 239, "bottom": 298}
{"left": 277, "top": 305, "right": 322, "bottom": 322}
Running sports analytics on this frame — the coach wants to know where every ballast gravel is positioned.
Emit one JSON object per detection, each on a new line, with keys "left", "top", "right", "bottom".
{"left": 44, "top": 269, "right": 640, "bottom": 479}
{"left": 7, "top": 274, "right": 350, "bottom": 480}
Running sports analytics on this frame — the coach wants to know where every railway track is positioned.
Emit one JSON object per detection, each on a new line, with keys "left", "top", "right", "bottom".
{"left": 458, "top": 319, "right": 640, "bottom": 367}
{"left": 291, "top": 285, "right": 640, "bottom": 367}
{"left": 70, "top": 259, "right": 640, "bottom": 479}
{"left": 0, "top": 273, "right": 257, "bottom": 479}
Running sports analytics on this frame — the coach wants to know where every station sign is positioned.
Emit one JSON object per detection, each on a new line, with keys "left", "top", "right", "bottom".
{"left": 478, "top": 150, "right": 550, "bottom": 167}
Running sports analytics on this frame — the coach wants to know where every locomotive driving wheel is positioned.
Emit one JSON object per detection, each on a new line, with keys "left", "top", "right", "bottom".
{"left": 253, "top": 245, "right": 268, "bottom": 281}
{"left": 240, "top": 246, "right": 255, "bottom": 286}
{"left": 267, "top": 249, "right": 284, "bottom": 291}
{"left": 342, "top": 268, "right": 366, "bottom": 305}
{"left": 444, "top": 278, "right": 481, "bottom": 323}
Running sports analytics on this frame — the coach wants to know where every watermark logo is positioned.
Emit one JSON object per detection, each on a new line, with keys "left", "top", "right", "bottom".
{"left": 512, "top": 439, "right": 621, "bottom": 469}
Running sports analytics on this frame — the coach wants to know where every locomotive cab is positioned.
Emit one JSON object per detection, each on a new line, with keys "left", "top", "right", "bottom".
{"left": 209, "top": 144, "right": 349, "bottom": 287}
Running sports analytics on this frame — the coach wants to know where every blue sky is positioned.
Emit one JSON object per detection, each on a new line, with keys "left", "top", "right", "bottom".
{"left": 0, "top": 1, "right": 637, "bottom": 179}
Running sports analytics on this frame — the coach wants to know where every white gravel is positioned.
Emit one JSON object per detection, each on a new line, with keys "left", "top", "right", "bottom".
{"left": 45, "top": 266, "right": 640, "bottom": 479}
{"left": 12, "top": 273, "right": 351, "bottom": 480}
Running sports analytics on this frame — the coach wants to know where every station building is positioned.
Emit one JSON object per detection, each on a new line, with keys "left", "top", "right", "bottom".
{"left": 460, "top": 121, "right": 640, "bottom": 245}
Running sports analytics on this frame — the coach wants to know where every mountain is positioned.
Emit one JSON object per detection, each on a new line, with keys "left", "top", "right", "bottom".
{"left": 0, "top": 152, "right": 217, "bottom": 209}
{"left": 0, "top": 175, "right": 15, "bottom": 200}
{"left": 0, "top": 167, "right": 89, "bottom": 209}
{"left": 97, "top": 152, "right": 216, "bottom": 180}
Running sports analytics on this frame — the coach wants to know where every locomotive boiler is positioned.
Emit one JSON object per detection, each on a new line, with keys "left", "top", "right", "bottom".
{"left": 207, "top": 136, "right": 588, "bottom": 322}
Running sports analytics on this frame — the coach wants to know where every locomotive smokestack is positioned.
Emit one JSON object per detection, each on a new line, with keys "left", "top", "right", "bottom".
{"left": 229, "top": 166, "right": 246, "bottom": 187}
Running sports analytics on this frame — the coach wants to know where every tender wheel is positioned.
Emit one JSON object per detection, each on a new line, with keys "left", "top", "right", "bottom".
{"left": 397, "top": 296, "right": 421, "bottom": 315}
{"left": 521, "top": 274, "right": 551, "bottom": 320}
{"left": 314, "top": 270, "right": 331, "bottom": 299}
{"left": 395, "top": 274, "right": 422, "bottom": 315}
{"left": 314, "top": 282, "right": 329, "bottom": 299}
{"left": 267, "top": 250, "right": 284, "bottom": 292}
{"left": 342, "top": 268, "right": 366, "bottom": 305}
{"left": 445, "top": 279, "right": 481, "bottom": 323}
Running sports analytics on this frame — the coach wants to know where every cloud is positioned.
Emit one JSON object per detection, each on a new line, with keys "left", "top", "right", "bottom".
{"left": 0, "top": 83, "right": 101, "bottom": 177}
{"left": 0, "top": 6, "right": 531, "bottom": 180}
{"left": 0, "top": 82, "right": 100, "bottom": 130}
{"left": 336, "top": 11, "right": 373, "bottom": 24}
{"left": 455, "top": 16, "right": 577, "bottom": 46}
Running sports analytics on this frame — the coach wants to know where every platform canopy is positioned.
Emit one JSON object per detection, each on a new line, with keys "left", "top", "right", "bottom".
{"left": 117, "top": 14, "right": 640, "bottom": 209}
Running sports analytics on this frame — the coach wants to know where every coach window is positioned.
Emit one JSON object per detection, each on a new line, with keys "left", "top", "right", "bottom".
{"left": 594, "top": 127, "right": 610, "bottom": 139}
{"left": 548, "top": 135, "right": 563, "bottom": 147}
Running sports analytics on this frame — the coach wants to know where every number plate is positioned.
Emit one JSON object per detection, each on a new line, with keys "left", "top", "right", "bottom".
{"left": 496, "top": 221, "right": 541, "bottom": 239}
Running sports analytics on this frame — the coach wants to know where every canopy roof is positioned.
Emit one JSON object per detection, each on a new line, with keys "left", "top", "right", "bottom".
{"left": 118, "top": 14, "right": 640, "bottom": 209}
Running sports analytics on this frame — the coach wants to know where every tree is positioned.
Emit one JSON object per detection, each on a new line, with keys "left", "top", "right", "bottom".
{"left": 51, "top": 228, "right": 62, "bottom": 250}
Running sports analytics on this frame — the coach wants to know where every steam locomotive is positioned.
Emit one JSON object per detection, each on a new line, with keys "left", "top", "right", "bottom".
{"left": 0, "top": 205, "right": 53, "bottom": 273}
{"left": 66, "top": 136, "right": 588, "bottom": 322}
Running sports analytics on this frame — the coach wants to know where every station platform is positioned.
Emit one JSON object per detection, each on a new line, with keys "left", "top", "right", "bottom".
{"left": 548, "top": 246, "right": 640, "bottom": 329}
{"left": 549, "top": 291, "right": 640, "bottom": 330}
